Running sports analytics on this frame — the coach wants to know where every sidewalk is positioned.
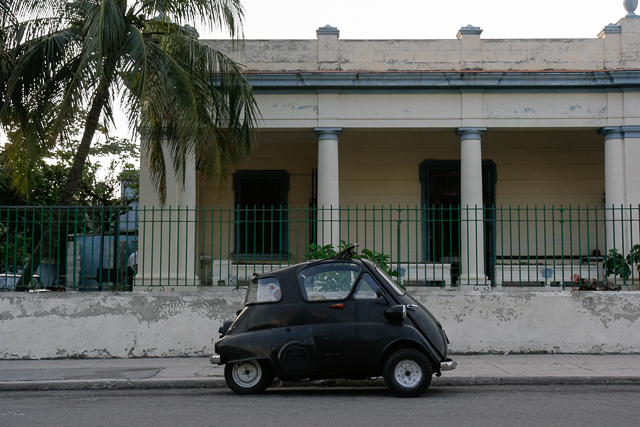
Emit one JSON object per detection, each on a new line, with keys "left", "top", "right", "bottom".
{"left": 1, "top": 354, "right": 639, "bottom": 391}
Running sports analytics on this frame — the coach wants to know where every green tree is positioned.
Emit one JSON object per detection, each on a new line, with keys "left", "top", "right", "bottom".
{"left": 1, "top": 131, "right": 139, "bottom": 275}
{"left": 1, "top": 135, "right": 139, "bottom": 207}
{"left": 1, "top": 0, "right": 259, "bottom": 286}
{"left": 43, "top": 113, "right": 141, "bottom": 206}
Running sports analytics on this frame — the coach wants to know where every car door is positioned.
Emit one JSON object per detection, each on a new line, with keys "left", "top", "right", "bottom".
{"left": 352, "top": 272, "right": 401, "bottom": 372}
{"left": 297, "top": 261, "right": 360, "bottom": 375}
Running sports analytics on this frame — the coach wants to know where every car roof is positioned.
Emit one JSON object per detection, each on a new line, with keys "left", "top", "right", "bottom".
{"left": 253, "top": 254, "right": 369, "bottom": 305}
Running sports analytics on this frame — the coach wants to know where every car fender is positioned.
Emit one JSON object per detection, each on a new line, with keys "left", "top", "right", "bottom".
{"left": 377, "top": 335, "right": 442, "bottom": 373}
{"left": 215, "top": 331, "right": 272, "bottom": 365}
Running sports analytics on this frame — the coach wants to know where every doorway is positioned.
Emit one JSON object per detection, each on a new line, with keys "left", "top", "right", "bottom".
{"left": 419, "top": 160, "right": 496, "bottom": 282}
{"left": 233, "top": 170, "right": 289, "bottom": 259}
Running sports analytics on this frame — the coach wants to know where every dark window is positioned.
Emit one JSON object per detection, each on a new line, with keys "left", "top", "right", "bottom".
{"left": 419, "top": 160, "right": 496, "bottom": 282}
{"left": 233, "top": 171, "right": 289, "bottom": 259}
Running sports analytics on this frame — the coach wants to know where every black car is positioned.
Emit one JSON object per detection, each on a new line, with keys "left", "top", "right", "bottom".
{"left": 211, "top": 247, "right": 456, "bottom": 397}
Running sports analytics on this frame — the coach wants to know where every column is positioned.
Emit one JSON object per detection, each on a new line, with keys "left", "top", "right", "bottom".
{"left": 599, "top": 126, "right": 626, "bottom": 255}
{"left": 314, "top": 127, "right": 342, "bottom": 249}
{"left": 622, "top": 126, "right": 640, "bottom": 206}
{"left": 621, "top": 126, "right": 640, "bottom": 258}
{"left": 455, "top": 127, "right": 488, "bottom": 286}
{"left": 136, "top": 144, "right": 198, "bottom": 289}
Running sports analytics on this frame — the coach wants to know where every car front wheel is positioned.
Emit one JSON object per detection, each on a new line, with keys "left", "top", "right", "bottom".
{"left": 383, "top": 348, "right": 433, "bottom": 397}
{"left": 224, "top": 359, "right": 273, "bottom": 395}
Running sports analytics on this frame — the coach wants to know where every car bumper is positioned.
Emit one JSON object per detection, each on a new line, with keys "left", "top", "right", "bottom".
{"left": 440, "top": 358, "right": 457, "bottom": 371}
{"left": 209, "top": 354, "right": 222, "bottom": 365}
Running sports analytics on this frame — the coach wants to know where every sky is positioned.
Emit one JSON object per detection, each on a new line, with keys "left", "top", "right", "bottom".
{"left": 200, "top": 0, "right": 628, "bottom": 40}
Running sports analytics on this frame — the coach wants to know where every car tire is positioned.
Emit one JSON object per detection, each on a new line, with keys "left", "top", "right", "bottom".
{"left": 224, "top": 359, "right": 273, "bottom": 395}
{"left": 383, "top": 348, "right": 433, "bottom": 397}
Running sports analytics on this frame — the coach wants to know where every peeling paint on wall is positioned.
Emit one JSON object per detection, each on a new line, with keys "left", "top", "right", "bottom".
{"left": 410, "top": 290, "right": 640, "bottom": 355}
{"left": 0, "top": 291, "right": 245, "bottom": 360}
{"left": 1, "top": 290, "right": 639, "bottom": 359}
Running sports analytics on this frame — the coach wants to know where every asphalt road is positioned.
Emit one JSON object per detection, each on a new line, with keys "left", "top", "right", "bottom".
{"left": 1, "top": 385, "right": 638, "bottom": 427}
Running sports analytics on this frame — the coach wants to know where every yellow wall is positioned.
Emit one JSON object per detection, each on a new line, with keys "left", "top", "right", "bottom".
{"left": 485, "top": 130, "right": 604, "bottom": 207}
{"left": 196, "top": 129, "right": 605, "bottom": 265}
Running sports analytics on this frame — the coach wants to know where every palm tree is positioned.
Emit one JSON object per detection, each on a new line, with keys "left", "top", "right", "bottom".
{"left": 0, "top": 1, "right": 11, "bottom": 79}
{"left": 1, "top": 0, "right": 259, "bottom": 286}
{"left": 0, "top": 1, "right": 22, "bottom": 132}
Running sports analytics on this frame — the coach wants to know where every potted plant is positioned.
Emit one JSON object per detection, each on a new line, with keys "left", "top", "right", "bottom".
{"left": 570, "top": 273, "right": 621, "bottom": 291}
{"left": 603, "top": 248, "right": 631, "bottom": 290}
{"left": 625, "top": 244, "right": 640, "bottom": 290}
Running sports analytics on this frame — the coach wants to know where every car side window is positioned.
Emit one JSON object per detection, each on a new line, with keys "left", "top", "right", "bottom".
{"left": 354, "top": 273, "right": 378, "bottom": 299}
{"left": 298, "top": 262, "right": 361, "bottom": 301}
{"left": 245, "top": 277, "right": 282, "bottom": 304}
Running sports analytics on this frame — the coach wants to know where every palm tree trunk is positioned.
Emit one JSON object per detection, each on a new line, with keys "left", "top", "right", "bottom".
{"left": 17, "top": 85, "right": 109, "bottom": 288}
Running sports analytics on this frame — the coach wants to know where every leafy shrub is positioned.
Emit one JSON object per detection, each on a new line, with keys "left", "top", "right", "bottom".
{"left": 603, "top": 248, "right": 631, "bottom": 280}
{"left": 306, "top": 240, "right": 400, "bottom": 279}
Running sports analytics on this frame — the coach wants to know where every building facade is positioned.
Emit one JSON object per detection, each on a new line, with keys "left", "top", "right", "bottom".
{"left": 138, "top": 7, "right": 640, "bottom": 289}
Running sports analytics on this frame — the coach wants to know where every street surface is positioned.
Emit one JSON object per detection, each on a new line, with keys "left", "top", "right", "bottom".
{"left": 1, "top": 385, "right": 639, "bottom": 427}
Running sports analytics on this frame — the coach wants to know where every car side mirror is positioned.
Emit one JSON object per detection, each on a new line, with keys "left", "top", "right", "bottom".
{"left": 384, "top": 305, "right": 406, "bottom": 322}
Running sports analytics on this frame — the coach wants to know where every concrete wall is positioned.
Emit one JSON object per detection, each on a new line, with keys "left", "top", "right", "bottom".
{"left": 1, "top": 290, "right": 638, "bottom": 359}
{"left": 413, "top": 289, "right": 640, "bottom": 354}
{"left": 202, "top": 17, "right": 640, "bottom": 72}
{"left": 0, "top": 291, "right": 243, "bottom": 359}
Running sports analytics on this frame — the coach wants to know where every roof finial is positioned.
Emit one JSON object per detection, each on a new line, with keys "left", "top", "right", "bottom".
{"left": 316, "top": 25, "right": 340, "bottom": 38}
{"left": 624, "top": 0, "right": 638, "bottom": 17}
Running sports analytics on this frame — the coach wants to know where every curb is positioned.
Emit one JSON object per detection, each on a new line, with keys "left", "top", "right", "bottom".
{"left": 2, "top": 376, "right": 639, "bottom": 392}
{"left": 0, "top": 378, "right": 228, "bottom": 392}
{"left": 432, "top": 376, "right": 640, "bottom": 386}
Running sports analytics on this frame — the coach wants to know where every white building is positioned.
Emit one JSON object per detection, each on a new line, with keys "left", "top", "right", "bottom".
{"left": 137, "top": 5, "right": 640, "bottom": 289}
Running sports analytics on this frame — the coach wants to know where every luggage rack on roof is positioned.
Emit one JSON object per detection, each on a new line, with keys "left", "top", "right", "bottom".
{"left": 333, "top": 244, "right": 359, "bottom": 260}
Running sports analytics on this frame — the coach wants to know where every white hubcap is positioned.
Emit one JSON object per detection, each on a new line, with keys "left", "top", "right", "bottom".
{"left": 232, "top": 361, "right": 262, "bottom": 388}
{"left": 394, "top": 359, "right": 422, "bottom": 388}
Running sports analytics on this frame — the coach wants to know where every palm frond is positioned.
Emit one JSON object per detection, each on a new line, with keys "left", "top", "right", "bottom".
{"left": 141, "top": 0, "right": 245, "bottom": 37}
{"left": 13, "top": 0, "right": 67, "bottom": 20}
{"left": 1, "top": 21, "right": 85, "bottom": 195}
{"left": 125, "top": 24, "right": 258, "bottom": 202}
{"left": 3, "top": 0, "right": 257, "bottom": 203}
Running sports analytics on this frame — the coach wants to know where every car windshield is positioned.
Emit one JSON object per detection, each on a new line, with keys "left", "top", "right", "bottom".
{"left": 376, "top": 265, "right": 406, "bottom": 295}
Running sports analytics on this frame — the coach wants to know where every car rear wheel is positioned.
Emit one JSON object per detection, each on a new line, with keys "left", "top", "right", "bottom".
{"left": 224, "top": 359, "right": 273, "bottom": 395}
{"left": 383, "top": 348, "right": 433, "bottom": 397}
